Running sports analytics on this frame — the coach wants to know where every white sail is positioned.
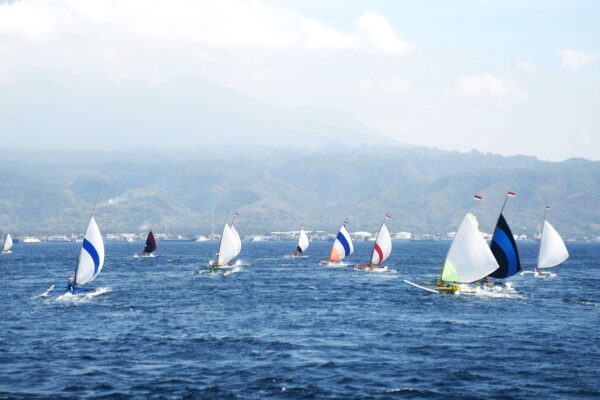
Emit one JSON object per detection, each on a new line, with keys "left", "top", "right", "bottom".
{"left": 2, "top": 233, "right": 13, "bottom": 252}
{"left": 297, "top": 227, "right": 310, "bottom": 253}
{"left": 440, "top": 213, "right": 499, "bottom": 283}
{"left": 329, "top": 225, "right": 354, "bottom": 261}
{"left": 75, "top": 216, "right": 105, "bottom": 285}
{"left": 230, "top": 224, "right": 242, "bottom": 258}
{"left": 370, "top": 222, "right": 392, "bottom": 265}
{"left": 538, "top": 220, "right": 569, "bottom": 269}
{"left": 217, "top": 224, "right": 237, "bottom": 266}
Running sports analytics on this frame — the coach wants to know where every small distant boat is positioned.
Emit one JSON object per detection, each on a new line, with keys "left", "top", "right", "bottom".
{"left": 66, "top": 216, "right": 105, "bottom": 294}
{"left": 291, "top": 226, "right": 310, "bottom": 257}
{"left": 356, "top": 213, "right": 392, "bottom": 271}
{"left": 405, "top": 213, "right": 499, "bottom": 294}
{"left": 2, "top": 232, "right": 13, "bottom": 254}
{"left": 487, "top": 192, "right": 521, "bottom": 282}
{"left": 209, "top": 213, "right": 242, "bottom": 271}
{"left": 135, "top": 230, "right": 157, "bottom": 257}
{"left": 320, "top": 219, "right": 354, "bottom": 266}
{"left": 531, "top": 207, "right": 569, "bottom": 277}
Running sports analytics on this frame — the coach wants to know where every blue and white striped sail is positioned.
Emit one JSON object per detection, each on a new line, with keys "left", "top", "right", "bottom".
{"left": 329, "top": 225, "right": 354, "bottom": 262}
{"left": 75, "top": 216, "right": 105, "bottom": 285}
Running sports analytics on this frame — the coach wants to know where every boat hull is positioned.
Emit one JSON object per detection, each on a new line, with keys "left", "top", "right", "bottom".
{"left": 355, "top": 264, "right": 388, "bottom": 271}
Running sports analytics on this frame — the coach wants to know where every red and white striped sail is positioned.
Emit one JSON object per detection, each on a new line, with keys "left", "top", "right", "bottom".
{"left": 370, "top": 222, "right": 392, "bottom": 265}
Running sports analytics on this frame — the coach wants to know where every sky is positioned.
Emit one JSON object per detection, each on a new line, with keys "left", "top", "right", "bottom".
{"left": 0, "top": 0, "right": 599, "bottom": 161}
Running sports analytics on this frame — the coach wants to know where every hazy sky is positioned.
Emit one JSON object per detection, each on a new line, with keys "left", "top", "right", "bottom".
{"left": 1, "top": 0, "right": 599, "bottom": 160}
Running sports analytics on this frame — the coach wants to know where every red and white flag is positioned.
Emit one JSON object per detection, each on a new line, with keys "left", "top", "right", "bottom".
{"left": 473, "top": 194, "right": 483, "bottom": 200}
{"left": 507, "top": 191, "right": 516, "bottom": 197}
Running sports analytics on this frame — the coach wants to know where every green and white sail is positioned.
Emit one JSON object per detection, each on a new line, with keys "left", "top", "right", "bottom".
{"left": 440, "top": 213, "right": 499, "bottom": 283}
{"left": 2, "top": 233, "right": 13, "bottom": 253}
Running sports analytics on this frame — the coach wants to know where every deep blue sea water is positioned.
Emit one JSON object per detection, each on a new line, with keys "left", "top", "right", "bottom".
{"left": 1, "top": 240, "right": 599, "bottom": 399}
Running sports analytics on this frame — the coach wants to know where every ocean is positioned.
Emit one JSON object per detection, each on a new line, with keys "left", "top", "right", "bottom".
{"left": 1, "top": 240, "right": 599, "bottom": 399}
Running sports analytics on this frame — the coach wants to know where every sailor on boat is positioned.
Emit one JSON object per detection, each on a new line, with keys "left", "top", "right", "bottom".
{"left": 291, "top": 225, "right": 309, "bottom": 257}
{"left": 293, "top": 245, "right": 303, "bottom": 257}
{"left": 66, "top": 275, "right": 75, "bottom": 292}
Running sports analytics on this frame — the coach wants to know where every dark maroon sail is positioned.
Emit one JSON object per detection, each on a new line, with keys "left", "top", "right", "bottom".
{"left": 143, "top": 230, "right": 157, "bottom": 254}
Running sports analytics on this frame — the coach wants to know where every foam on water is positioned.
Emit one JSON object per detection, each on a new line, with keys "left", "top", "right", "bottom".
{"left": 53, "top": 287, "right": 111, "bottom": 302}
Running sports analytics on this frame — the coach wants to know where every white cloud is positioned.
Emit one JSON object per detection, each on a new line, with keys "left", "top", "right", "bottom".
{"left": 301, "top": 18, "right": 358, "bottom": 51}
{"left": 558, "top": 49, "right": 598, "bottom": 69}
{"left": 351, "top": 76, "right": 410, "bottom": 95}
{"left": 452, "top": 73, "right": 518, "bottom": 97}
{"left": 356, "top": 11, "right": 412, "bottom": 54}
{"left": 515, "top": 60, "right": 537, "bottom": 74}
{"left": 0, "top": 1, "right": 412, "bottom": 87}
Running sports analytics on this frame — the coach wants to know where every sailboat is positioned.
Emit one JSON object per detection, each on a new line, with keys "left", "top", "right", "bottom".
{"left": 2, "top": 232, "right": 13, "bottom": 254}
{"left": 320, "top": 219, "right": 354, "bottom": 266}
{"left": 135, "top": 230, "right": 157, "bottom": 257}
{"left": 532, "top": 207, "right": 569, "bottom": 277}
{"left": 356, "top": 213, "right": 392, "bottom": 270}
{"left": 209, "top": 213, "right": 242, "bottom": 270}
{"left": 404, "top": 213, "right": 499, "bottom": 294}
{"left": 66, "top": 216, "right": 105, "bottom": 294}
{"left": 291, "top": 226, "right": 310, "bottom": 257}
{"left": 487, "top": 192, "right": 521, "bottom": 282}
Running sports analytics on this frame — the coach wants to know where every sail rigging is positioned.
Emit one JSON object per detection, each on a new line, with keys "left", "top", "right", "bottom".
{"left": 329, "top": 224, "right": 354, "bottom": 262}
{"left": 143, "top": 230, "right": 157, "bottom": 254}
{"left": 538, "top": 220, "right": 569, "bottom": 269}
{"left": 489, "top": 214, "right": 521, "bottom": 278}
{"left": 370, "top": 220, "right": 392, "bottom": 266}
{"left": 75, "top": 216, "right": 105, "bottom": 285}
{"left": 216, "top": 222, "right": 241, "bottom": 266}
{"left": 440, "top": 213, "right": 499, "bottom": 283}
{"left": 296, "top": 227, "right": 309, "bottom": 254}
{"left": 2, "top": 233, "right": 13, "bottom": 253}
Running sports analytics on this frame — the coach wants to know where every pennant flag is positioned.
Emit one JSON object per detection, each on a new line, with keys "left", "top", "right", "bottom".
{"left": 508, "top": 191, "right": 516, "bottom": 197}
{"left": 385, "top": 212, "right": 392, "bottom": 219}
{"left": 545, "top": 205, "right": 551, "bottom": 210}
{"left": 474, "top": 194, "right": 483, "bottom": 200}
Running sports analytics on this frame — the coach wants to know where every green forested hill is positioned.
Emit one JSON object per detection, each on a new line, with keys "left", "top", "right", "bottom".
{"left": 0, "top": 146, "right": 598, "bottom": 238}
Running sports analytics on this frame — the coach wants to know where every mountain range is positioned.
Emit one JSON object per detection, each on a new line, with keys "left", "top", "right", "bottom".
{"left": 0, "top": 145, "right": 598, "bottom": 238}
